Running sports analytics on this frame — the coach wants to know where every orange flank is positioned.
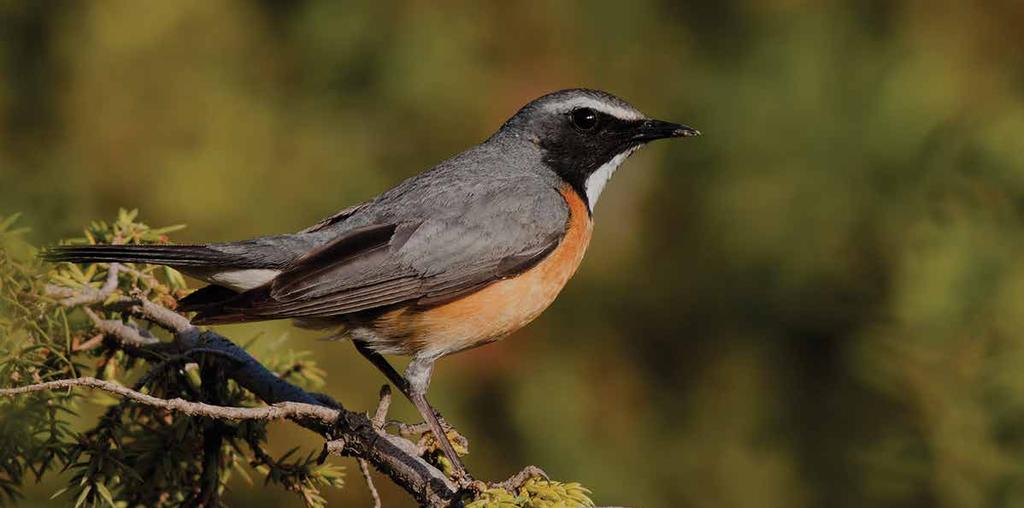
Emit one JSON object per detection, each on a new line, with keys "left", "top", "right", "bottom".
{"left": 371, "top": 185, "right": 593, "bottom": 358}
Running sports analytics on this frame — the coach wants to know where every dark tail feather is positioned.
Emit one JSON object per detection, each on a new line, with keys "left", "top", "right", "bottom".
{"left": 45, "top": 244, "right": 287, "bottom": 326}
{"left": 41, "top": 244, "right": 232, "bottom": 267}
{"left": 180, "top": 285, "right": 258, "bottom": 324}
{"left": 190, "top": 312, "right": 252, "bottom": 325}
{"left": 178, "top": 284, "right": 239, "bottom": 312}
{"left": 189, "top": 285, "right": 277, "bottom": 325}
{"left": 190, "top": 296, "right": 261, "bottom": 325}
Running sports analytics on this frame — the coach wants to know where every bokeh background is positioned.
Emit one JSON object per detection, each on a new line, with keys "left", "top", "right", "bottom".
{"left": 3, "top": 1, "right": 1024, "bottom": 507}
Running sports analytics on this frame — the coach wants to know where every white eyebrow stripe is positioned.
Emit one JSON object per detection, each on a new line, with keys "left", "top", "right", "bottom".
{"left": 543, "top": 97, "right": 645, "bottom": 121}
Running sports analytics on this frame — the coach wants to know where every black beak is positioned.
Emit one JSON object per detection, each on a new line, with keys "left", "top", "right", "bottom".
{"left": 633, "top": 119, "right": 701, "bottom": 142}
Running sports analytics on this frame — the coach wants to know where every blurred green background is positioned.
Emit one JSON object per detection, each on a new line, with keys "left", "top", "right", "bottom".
{"left": 3, "top": 1, "right": 1024, "bottom": 507}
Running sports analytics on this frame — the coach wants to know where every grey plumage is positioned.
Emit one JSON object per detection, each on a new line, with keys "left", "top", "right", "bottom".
{"left": 44, "top": 89, "right": 698, "bottom": 329}
{"left": 46, "top": 97, "right": 572, "bottom": 323}
{"left": 42, "top": 88, "right": 699, "bottom": 478}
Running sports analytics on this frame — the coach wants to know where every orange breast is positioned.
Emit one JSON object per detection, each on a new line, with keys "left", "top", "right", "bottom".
{"left": 370, "top": 185, "right": 592, "bottom": 358}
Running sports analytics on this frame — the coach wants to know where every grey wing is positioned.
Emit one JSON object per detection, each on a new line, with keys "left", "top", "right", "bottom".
{"left": 192, "top": 184, "right": 569, "bottom": 324}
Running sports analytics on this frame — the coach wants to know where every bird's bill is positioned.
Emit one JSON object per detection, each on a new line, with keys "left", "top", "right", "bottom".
{"left": 633, "top": 119, "right": 701, "bottom": 142}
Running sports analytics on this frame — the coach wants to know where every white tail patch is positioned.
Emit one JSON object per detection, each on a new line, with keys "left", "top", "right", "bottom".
{"left": 209, "top": 269, "right": 280, "bottom": 291}
{"left": 584, "top": 146, "right": 639, "bottom": 210}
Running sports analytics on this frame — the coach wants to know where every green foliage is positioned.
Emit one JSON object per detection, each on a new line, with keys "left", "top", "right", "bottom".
{"left": 244, "top": 440, "right": 345, "bottom": 508}
{"left": 0, "top": 214, "right": 78, "bottom": 505}
{"left": 466, "top": 478, "right": 594, "bottom": 508}
{"left": 0, "top": 211, "right": 340, "bottom": 508}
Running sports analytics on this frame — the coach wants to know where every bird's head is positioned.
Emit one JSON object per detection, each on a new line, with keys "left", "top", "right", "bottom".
{"left": 499, "top": 88, "right": 699, "bottom": 211}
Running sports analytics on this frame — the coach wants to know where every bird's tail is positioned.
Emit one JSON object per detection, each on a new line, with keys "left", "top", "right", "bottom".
{"left": 40, "top": 244, "right": 236, "bottom": 267}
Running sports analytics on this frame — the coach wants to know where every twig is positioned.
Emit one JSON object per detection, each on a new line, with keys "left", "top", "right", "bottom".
{"left": 117, "top": 264, "right": 163, "bottom": 288}
{"left": 0, "top": 377, "right": 338, "bottom": 424}
{"left": 356, "top": 385, "right": 391, "bottom": 508}
{"left": 118, "top": 292, "right": 193, "bottom": 335}
{"left": 82, "top": 307, "right": 160, "bottom": 347}
{"left": 50, "top": 263, "right": 121, "bottom": 306}
{"left": 389, "top": 420, "right": 433, "bottom": 437}
{"left": 492, "top": 465, "right": 549, "bottom": 490}
{"left": 372, "top": 385, "right": 392, "bottom": 431}
{"left": 44, "top": 264, "right": 160, "bottom": 348}
{"left": 359, "top": 459, "right": 383, "bottom": 508}
{"left": 74, "top": 333, "right": 106, "bottom": 352}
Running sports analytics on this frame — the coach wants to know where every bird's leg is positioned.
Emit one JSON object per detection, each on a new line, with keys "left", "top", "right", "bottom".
{"left": 353, "top": 341, "right": 411, "bottom": 395}
{"left": 352, "top": 342, "right": 469, "bottom": 480}
{"left": 404, "top": 358, "right": 469, "bottom": 480}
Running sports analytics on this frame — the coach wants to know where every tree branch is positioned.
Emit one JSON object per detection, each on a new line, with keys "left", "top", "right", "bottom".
{"left": 81, "top": 307, "right": 160, "bottom": 347}
{"left": 358, "top": 385, "right": 392, "bottom": 508}
{"left": 16, "top": 278, "right": 463, "bottom": 506}
{"left": 358, "top": 459, "right": 383, "bottom": 508}
{"left": 1, "top": 374, "right": 459, "bottom": 504}
{"left": 0, "top": 378, "right": 337, "bottom": 423}
{"left": 47, "top": 262, "right": 121, "bottom": 306}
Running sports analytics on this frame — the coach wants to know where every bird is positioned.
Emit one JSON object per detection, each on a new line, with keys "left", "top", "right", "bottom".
{"left": 43, "top": 88, "right": 699, "bottom": 479}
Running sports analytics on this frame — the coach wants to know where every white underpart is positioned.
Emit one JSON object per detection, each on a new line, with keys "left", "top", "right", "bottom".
{"left": 585, "top": 146, "right": 639, "bottom": 210}
{"left": 209, "top": 268, "right": 281, "bottom": 291}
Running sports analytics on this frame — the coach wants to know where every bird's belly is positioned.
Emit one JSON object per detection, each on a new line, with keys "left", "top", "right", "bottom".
{"left": 361, "top": 185, "right": 593, "bottom": 358}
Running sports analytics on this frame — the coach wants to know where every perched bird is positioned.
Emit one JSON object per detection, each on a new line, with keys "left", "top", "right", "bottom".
{"left": 44, "top": 88, "right": 698, "bottom": 478}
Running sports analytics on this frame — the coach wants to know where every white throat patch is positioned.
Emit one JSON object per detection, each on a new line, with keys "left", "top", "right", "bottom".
{"left": 584, "top": 146, "right": 638, "bottom": 210}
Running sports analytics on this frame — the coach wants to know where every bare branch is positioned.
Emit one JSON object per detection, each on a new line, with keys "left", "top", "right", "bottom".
{"left": 0, "top": 377, "right": 337, "bottom": 424}
{"left": 49, "top": 263, "right": 121, "bottom": 306}
{"left": 359, "top": 459, "right": 383, "bottom": 508}
{"left": 493, "top": 465, "right": 549, "bottom": 490}
{"left": 118, "top": 292, "right": 194, "bottom": 335}
{"left": 82, "top": 307, "right": 160, "bottom": 347}
{"left": 357, "top": 385, "right": 391, "bottom": 507}
{"left": 372, "top": 385, "right": 392, "bottom": 431}
{"left": 117, "top": 263, "right": 163, "bottom": 288}
{"left": 73, "top": 333, "right": 106, "bottom": 352}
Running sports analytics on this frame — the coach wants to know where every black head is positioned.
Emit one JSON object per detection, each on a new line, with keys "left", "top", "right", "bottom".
{"left": 499, "top": 88, "right": 699, "bottom": 211}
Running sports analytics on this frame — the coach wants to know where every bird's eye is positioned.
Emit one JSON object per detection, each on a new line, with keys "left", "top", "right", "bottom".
{"left": 569, "top": 108, "right": 598, "bottom": 131}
